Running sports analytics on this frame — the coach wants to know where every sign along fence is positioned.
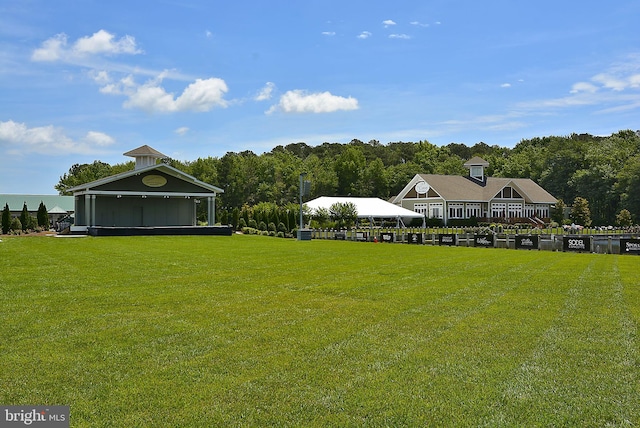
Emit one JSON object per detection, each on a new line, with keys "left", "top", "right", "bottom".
{"left": 311, "top": 228, "right": 640, "bottom": 255}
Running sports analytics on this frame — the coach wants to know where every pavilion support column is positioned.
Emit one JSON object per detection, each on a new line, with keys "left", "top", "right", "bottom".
{"left": 192, "top": 199, "right": 197, "bottom": 226}
{"left": 91, "top": 195, "right": 96, "bottom": 226}
{"left": 84, "top": 194, "right": 91, "bottom": 227}
{"left": 208, "top": 196, "right": 215, "bottom": 225}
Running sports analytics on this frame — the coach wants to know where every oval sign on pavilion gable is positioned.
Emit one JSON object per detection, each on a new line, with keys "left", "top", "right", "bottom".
{"left": 142, "top": 174, "right": 167, "bottom": 188}
{"left": 414, "top": 181, "right": 430, "bottom": 194}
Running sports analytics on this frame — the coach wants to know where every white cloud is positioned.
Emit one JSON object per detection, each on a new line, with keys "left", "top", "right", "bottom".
{"left": 592, "top": 73, "right": 628, "bottom": 91}
{"left": 267, "top": 90, "right": 359, "bottom": 114}
{"left": 84, "top": 131, "right": 115, "bottom": 146}
{"left": 322, "top": 31, "right": 336, "bottom": 36}
{"left": 31, "top": 33, "right": 67, "bottom": 61}
{"left": 73, "top": 30, "right": 141, "bottom": 55}
{"left": 357, "top": 31, "right": 372, "bottom": 39}
{"left": 389, "top": 34, "right": 411, "bottom": 40}
{"left": 0, "top": 120, "right": 115, "bottom": 155}
{"left": 90, "top": 70, "right": 111, "bottom": 85}
{"left": 410, "top": 21, "right": 429, "bottom": 27}
{"left": 255, "top": 82, "right": 275, "bottom": 101}
{"left": 205, "top": 30, "right": 212, "bottom": 38}
{"left": 175, "top": 127, "right": 189, "bottom": 136}
{"left": 122, "top": 75, "right": 228, "bottom": 113}
{"left": 501, "top": 83, "right": 511, "bottom": 88}
{"left": 383, "top": 20, "right": 396, "bottom": 28}
{"left": 176, "top": 78, "right": 228, "bottom": 111}
{"left": 31, "top": 30, "right": 141, "bottom": 62}
{"left": 570, "top": 82, "right": 598, "bottom": 94}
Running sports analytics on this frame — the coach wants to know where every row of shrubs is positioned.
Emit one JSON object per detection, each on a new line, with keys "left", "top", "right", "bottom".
{"left": 2, "top": 216, "right": 48, "bottom": 235}
{"left": 240, "top": 227, "right": 290, "bottom": 238}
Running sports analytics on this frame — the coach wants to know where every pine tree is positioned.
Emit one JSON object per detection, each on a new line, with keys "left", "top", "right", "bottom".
{"left": 20, "top": 202, "right": 29, "bottom": 231}
{"left": 37, "top": 201, "right": 50, "bottom": 229}
{"left": 1, "top": 203, "right": 10, "bottom": 234}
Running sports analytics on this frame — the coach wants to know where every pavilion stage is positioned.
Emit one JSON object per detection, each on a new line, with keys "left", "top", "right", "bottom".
{"left": 86, "top": 225, "right": 233, "bottom": 237}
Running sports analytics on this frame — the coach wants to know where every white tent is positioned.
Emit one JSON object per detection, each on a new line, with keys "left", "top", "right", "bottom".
{"left": 305, "top": 196, "right": 424, "bottom": 227}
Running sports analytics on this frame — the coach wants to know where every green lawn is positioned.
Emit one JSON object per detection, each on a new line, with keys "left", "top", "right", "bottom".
{"left": 1, "top": 234, "right": 638, "bottom": 427}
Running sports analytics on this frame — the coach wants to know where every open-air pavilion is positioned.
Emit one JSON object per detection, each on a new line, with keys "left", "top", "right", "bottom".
{"left": 68, "top": 145, "right": 231, "bottom": 236}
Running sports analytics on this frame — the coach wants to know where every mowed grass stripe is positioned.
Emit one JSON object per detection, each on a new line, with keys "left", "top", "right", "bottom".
{"left": 0, "top": 235, "right": 638, "bottom": 426}
{"left": 488, "top": 255, "right": 640, "bottom": 426}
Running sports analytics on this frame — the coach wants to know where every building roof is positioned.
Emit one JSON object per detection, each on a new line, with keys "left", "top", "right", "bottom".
{"left": 464, "top": 156, "right": 490, "bottom": 167}
{"left": 306, "top": 196, "right": 424, "bottom": 219}
{"left": 392, "top": 174, "right": 557, "bottom": 204}
{"left": 47, "top": 205, "right": 69, "bottom": 214}
{"left": 67, "top": 163, "right": 224, "bottom": 194}
{"left": 0, "top": 194, "right": 74, "bottom": 212}
{"left": 123, "top": 145, "right": 167, "bottom": 158}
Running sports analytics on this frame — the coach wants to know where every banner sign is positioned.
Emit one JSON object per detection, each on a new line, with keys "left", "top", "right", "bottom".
{"left": 439, "top": 234, "right": 456, "bottom": 246}
{"left": 515, "top": 235, "right": 539, "bottom": 250}
{"left": 474, "top": 234, "right": 493, "bottom": 247}
{"left": 563, "top": 236, "right": 590, "bottom": 252}
{"left": 620, "top": 239, "right": 640, "bottom": 255}
{"left": 356, "top": 232, "right": 368, "bottom": 242}
{"left": 407, "top": 233, "right": 423, "bottom": 244}
{"left": 380, "top": 232, "right": 395, "bottom": 243}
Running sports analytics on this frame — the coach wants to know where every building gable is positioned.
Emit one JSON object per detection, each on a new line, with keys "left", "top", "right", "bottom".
{"left": 91, "top": 170, "right": 211, "bottom": 193}
{"left": 68, "top": 164, "right": 223, "bottom": 195}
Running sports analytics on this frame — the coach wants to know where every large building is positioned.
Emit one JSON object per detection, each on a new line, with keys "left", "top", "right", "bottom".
{"left": 68, "top": 145, "right": 229, "bottom": 236}
{"left": 392, "top": 157, "right": 557, "bottom": 226}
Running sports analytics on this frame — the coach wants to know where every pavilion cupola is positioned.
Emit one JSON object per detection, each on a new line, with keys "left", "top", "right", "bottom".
{"left": 123, "top": 145, "right": 167, "bottom": 170}
{"left": 463, "top": 156, "right": 490, "bottom": 182}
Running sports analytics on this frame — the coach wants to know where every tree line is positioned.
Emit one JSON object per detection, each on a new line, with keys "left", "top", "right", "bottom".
{"left": 55, "top": 130, "right": 640, "bottom": 226}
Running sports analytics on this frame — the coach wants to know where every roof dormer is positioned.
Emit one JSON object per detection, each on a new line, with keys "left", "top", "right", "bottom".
{"left": 464, "top": 156, "right": 489, "bottom": 182}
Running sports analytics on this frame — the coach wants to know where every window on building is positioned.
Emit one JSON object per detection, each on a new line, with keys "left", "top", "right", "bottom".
{"left": 508, "top": 203, "right": 522, "bottom": 218}
{"left": 429, "top": 203, "right": 443, "bottom": 219}
{"left": 449, "top": 203, "right": 464, "bottom": 219}
{"left": 466, "top": 203, "right": 481, "bottom": 218}
{"left": 491, "top": 203, "right": 506, "bottom": 218}
{"left": 414, "top": 203, "right": 428, "bottom": 215}
{"left": 470, "top": 166, "right": 483, "bottom": 179}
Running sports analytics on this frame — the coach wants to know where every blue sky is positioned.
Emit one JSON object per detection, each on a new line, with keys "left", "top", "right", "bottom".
{"left": 1, "top": 0, "right": 639, "bottom": 194}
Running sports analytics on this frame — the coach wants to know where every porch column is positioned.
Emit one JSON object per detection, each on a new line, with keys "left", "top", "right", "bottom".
{"left": 214, "top": 195, "right": 216, "bottom": 226}
{"left": 91, "top": 195, "right": 96, "bottom": 226}
{"left": 84, "top": 194, "right": 91, "bottom": 227}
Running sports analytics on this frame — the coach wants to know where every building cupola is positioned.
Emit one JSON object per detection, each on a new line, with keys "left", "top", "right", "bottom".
{"left": 463, "top": 156, "right": 490, "bottom": 182}
{"left": 123, "top": 145, "right": 167, "bottom": 170}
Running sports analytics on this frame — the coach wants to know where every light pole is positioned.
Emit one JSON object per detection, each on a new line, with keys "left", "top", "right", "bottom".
{"left": 298, "top": 172, "right": 309, "bottom": 240}
{"left": 299, "top": 172, "right": 307, "bottom": 230}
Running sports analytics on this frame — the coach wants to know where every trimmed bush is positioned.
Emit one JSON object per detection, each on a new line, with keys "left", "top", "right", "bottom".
{"left": 10, "top": 218, "right": 22, "bottom": 232}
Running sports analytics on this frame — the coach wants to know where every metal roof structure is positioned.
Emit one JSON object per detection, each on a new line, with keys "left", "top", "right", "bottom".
{"left": 0, "top": 194, "right": 74, "bottom": 213}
